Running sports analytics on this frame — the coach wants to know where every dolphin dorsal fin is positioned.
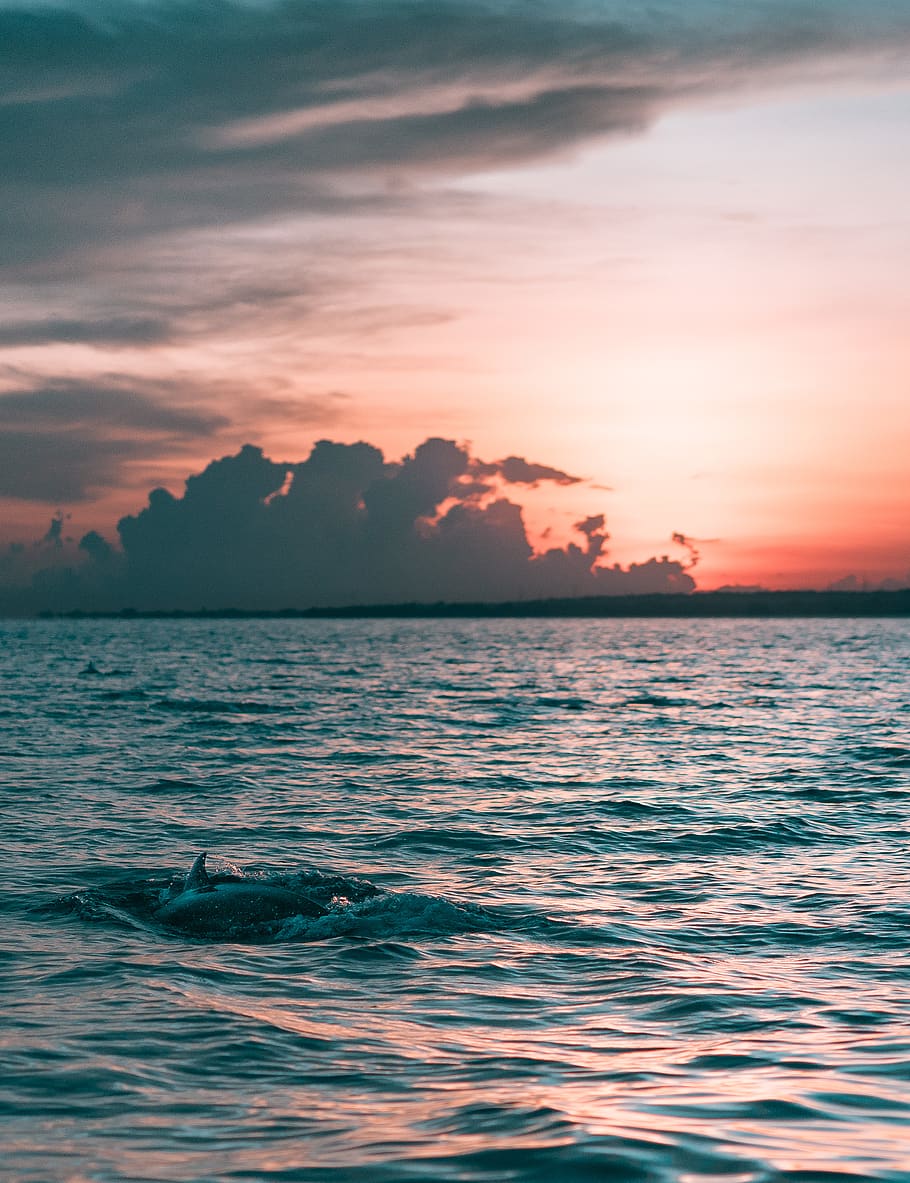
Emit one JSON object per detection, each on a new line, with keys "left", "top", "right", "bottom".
{"left": 184, "top": 852, "right": 210, "bottom": 891}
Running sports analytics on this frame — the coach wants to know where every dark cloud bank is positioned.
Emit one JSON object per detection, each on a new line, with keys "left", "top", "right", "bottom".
{"left": 0, "top": 380, "right": 229, "bottom": 502}
{"left": 3, "top": 0, "right": 909, "bottom": 276}
{"left": 0, "top": 439, "right": 695, "bottom": 613}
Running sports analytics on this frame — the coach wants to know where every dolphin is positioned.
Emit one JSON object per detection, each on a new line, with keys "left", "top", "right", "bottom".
{"left": 154, "top": 852, "right": 327, "bottom": 936}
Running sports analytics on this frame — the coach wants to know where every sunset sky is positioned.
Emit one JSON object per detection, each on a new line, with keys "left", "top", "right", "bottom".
{"left": 1, "top": 0, "right": 908, "bottom": 602}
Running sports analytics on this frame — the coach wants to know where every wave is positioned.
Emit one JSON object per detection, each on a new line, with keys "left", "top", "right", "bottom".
{"left": 153, "top": 697, "right": 286, "bottom": 714}
{"left": 77, "top": 661, "right": 129, "bottom": 678}
{"left": 643, "top": 816, "right": 843, "bottom": 854}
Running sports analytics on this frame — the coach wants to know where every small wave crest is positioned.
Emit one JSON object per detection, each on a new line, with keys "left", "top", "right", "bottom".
{"left": 153, "top": 697, "right": 284, "bottom": 715}
{"left": 275, "top": 890, "right": 491, "bottom": 943}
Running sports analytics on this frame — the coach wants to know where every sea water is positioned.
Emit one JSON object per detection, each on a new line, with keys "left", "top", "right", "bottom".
{"left": 1, "top": 617, "right": 909, "bottom": 1183}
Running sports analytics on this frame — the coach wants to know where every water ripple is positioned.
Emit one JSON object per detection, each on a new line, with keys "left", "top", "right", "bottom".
{"left": 2, "top": 617, "right": 909, "bottom": 1182}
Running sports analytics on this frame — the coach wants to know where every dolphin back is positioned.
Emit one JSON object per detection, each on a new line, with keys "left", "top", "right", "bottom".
{"left": 183, "top": 852, "right": 211, "bottom": 892}
{"left": 156, "top": 861, "right": 328, "bottom": 936}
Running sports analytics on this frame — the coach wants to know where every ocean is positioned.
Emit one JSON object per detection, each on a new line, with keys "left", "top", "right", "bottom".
{"left": 2, "top": 617, "right": 909, "bottom": 1183}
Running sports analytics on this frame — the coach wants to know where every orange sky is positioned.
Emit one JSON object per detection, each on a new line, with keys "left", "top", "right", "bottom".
{"left": 1, "top": 2, "right": 908, "bottom": 594}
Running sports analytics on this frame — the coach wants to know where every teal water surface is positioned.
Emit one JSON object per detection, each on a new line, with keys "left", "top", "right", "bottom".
{"left": 2, "top": 618, "right": 909, "bottom": 1182}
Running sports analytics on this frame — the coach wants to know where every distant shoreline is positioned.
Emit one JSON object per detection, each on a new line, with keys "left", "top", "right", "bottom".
{"left": 28, "top": 588, "right": 910, "bottom": 619}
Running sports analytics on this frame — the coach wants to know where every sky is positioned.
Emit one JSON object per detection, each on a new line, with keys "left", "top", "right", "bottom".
{"left": 1, "top": 0, "right": 908, "bottom": 609}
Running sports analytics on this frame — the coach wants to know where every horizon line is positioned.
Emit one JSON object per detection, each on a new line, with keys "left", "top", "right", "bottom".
{"left": 18, "top": 587, "right": 910, "bottom": 622}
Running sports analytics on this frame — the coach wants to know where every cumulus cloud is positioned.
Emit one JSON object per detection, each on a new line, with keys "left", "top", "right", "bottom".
{"left": 78, "top": 529, "right": 113, "bottom": 563}
{"left": 0, "top": 437, "right": 696, "bottom": 611}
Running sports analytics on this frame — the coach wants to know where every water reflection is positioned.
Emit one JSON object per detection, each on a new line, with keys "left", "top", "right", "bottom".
{"left": 3, "top": 618, "right": 910, "bottom": 1180}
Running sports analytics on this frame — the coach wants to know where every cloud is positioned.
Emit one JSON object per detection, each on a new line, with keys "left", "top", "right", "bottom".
{"left": 575, "top": 514, "right": 606, "bottom": 537}
{"left": 79, "top": 529, "right": 113, "bottom": 563}
{"left": 827, "top": 572, "right": 909, "bottom": 592}
{"left": 490, "top": 456, "right": 583, "bottom": 487}
{"left": 0, "top": 381, "right": 224, "bottom": 433}
{"left": 671, "top": 531, "right": 700, "bottom": 570}
{"left": 1, "top": 0, "right": 908, "bottom": 270}
{"left": 1, "top": 0, "right": 907, "bottom": 571}
{"left": 1, "top": 437, "right": 696, "bottom": 611}
{"left": 1, "top": 0, "right": 907, "bottom": 454}
{"left": 0, "top": 379, "right": 229, "bottom": 500}
{"left": 42, "top": 512, "right": 65, "bottom": 549}
{"left": 256, "top": 391, "right": 352, "bottom": 428}
{"left": 671, "top": 532, "right": 723, "bottom": 570}
{"left": 0, "top": 431, "right": 150, "bottom": 502}
{"left": 0, "top": 317, "right": 173, "bottom": 348}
